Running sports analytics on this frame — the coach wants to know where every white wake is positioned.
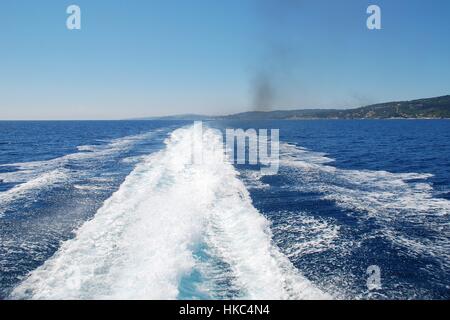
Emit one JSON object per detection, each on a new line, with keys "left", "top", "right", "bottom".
{"left": 12, "top": 125, "right": 328, "bottom": 300}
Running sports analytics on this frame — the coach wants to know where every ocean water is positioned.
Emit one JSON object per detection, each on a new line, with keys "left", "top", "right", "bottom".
{"left": 0, "top": 120, "right": 449, "bottom": 299}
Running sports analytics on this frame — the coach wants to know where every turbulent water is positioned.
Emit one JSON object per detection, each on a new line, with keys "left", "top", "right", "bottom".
{"left": 0, "top": 120, "right": 449, "bottom": 299}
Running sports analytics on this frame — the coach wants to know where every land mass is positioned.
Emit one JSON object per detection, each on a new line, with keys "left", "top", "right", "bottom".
{"left": 135, "top": 95, "right": 450, "bottom": 120}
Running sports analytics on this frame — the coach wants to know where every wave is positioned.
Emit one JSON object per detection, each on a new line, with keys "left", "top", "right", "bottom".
{"left": 0, "top": 169, "right": 69, "bottom": 211}
{"left": 271, "top": 212, "right": 340, "bottom": 258}
{"left": 11, "top": 125, "right": 329, "bottom": 300}
{"left": 0, "top": 131, "right": 158, "bottom": 217}
{"left": 249, "top": 143, "right": 450, "bottom": 271}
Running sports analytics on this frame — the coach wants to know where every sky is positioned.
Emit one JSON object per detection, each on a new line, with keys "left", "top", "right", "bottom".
{"left": 0, "top": 0, "right": 449, "bottom": 120}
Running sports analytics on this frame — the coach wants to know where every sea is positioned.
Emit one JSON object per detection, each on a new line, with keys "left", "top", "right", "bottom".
{"left": 0, "top": 120, "right": 449, "bottom": 300}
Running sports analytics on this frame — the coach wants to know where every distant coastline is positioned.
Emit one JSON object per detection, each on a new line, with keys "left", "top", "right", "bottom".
{"left": 134, "top": 95, "right": 450, "bottom": 121}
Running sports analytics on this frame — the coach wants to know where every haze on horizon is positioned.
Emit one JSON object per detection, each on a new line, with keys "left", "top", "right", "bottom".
{"left": 1, "top": 0, "right": 449, "bottom": 120}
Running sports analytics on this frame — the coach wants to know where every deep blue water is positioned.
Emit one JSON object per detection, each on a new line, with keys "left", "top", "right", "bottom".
{"left": 0, "top": 120, "right": 449, "bottom": 299}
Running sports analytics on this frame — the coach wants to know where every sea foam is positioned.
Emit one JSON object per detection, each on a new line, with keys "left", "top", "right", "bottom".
{"left": 0, "top": 131, "right": 158, "bottom": 217}
{"left": 12, "top": 125, "right": 328, "bottom": 300}
{"left": 273, "top": 143, "right": 450, "bottom": 269}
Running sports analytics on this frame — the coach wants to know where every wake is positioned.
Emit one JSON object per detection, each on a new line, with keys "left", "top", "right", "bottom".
{"left": 12, "top": 125, "right": 328, "bottom": 300}
{"left": 0, "top": 131, "right": 159, "bottom": 217}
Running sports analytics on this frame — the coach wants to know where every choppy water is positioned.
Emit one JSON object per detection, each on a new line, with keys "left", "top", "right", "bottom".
{"left": 1, "top": 120, "right": 449, "bottom": 299}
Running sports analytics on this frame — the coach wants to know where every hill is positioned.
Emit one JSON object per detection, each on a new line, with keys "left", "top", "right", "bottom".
{"left": 221, "top": 95, "right": 450, "bottom": 120}
{"left": 133, "top": 95, "right": 450, "bottom": 120}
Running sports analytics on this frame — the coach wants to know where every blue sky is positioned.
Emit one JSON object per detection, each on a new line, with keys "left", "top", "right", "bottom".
{"left": 1, "top": 0, "right": 449, "bottom": 120}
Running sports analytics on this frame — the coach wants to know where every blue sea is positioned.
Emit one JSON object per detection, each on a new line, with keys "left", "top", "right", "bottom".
{"left": 0, "top": 120, "right": 449, "bottom": 300}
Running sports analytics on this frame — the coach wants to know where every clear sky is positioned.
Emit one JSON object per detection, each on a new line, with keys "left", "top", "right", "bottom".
{"left": 1, "top": 0, "right": 449, "bottom": 120}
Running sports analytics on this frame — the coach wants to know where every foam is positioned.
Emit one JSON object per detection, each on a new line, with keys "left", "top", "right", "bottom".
{"left": 271, "top": 212, "right": 340, "bottom": 258}
{"left": 76, "top": 145, "right": 97, "bottom": 152}
{"left": 73, "top": 184, "right": 108, "bottom": 191}
{"left": 0, "top": 131, "right": 157, "bottom": 217}
{"left": 12, "top": 126, "right": 329, "bottom": 300}
{"left": 266, "top": 143, "right": 450, "bottom": 268}
{"left": 0, "top": 169, "right": 70, "bottom": 217}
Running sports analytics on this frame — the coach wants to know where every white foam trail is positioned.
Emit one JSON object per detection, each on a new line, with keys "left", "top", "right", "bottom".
{"left": 271, "top": 212, "right": 340, "bottom": 258}
{"left": 73, "top": 184, "right": 108, "bottom": 191}
{"left": 76, "top": 145, "right": 96, "bottom": 152}
{"left": 0, "top": 131, "right": 157, "bottom": 217}
{"left": 259, "top": 143, "right": 450, "bottom": 268}
{"left": 0, "top": 170, "right": 69, "bottom": 211}
{"left": 12, "top": 126, "right": 329, "bottom": 300}
{"left": 279, "top": 143, "right": 450, "bottom": 215}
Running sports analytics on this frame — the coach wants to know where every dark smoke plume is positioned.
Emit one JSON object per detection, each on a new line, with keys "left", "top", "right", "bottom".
{"left": 250, "top": 0, "right": 303, "bottom": 111}
{"left": 252, "top": 71, "right": 275, "bottom": 111}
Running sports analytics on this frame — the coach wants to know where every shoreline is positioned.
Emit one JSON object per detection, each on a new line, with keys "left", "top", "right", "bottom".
{"left": 1, "top": 118, "right": 450, "bottom": 122}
